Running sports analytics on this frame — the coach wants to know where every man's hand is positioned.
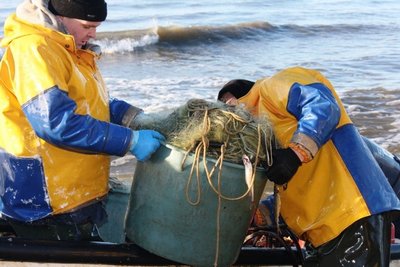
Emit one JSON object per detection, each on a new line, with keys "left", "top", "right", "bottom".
{"left": 130, "top": 130, "right": 165, "bottom": 161}
{"left": 261, "top": 148, "right": 302, "bottom": 185}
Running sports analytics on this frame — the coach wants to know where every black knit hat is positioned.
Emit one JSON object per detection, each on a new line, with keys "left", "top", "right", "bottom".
{"left": 217, "top": 79, "right": 255, "bottom": 101}
{"left": 49, "top": 0, "right": 107, "bottom": 22}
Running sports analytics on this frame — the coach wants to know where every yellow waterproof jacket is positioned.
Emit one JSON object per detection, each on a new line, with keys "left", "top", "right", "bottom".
{"left": 0, "top": 11, "right": 133, "bottom": 221}
{"left": 240, "top": 67, "right": 400, "bottom": 246}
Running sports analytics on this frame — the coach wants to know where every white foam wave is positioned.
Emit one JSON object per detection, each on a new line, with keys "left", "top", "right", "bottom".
{"left": 96, "top": 34, "right": 159, "bottom": 54}
{"left": 386, "top": 99, "right": 400, "bottom": 106}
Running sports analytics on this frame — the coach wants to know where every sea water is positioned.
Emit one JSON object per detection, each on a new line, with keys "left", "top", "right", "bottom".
{"left": 1, "top": 0, "right": 399, "bottom": 153}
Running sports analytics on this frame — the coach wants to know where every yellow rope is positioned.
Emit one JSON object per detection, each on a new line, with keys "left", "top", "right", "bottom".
{"left": 213, "top": 145, "right": 225, "bottom": 267}
{"left": 185, "top": 142, "right": 202, "bottom": 205}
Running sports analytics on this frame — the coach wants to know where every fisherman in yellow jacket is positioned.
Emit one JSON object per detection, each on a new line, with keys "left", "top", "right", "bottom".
{"left": 218, "top": 67, "right": 400, "bottom": 266}
{"left": 0, "top": 0, "right": 165, "bottom": 240}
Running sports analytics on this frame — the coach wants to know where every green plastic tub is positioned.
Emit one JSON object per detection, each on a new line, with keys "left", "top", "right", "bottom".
{"left": 125, "top": 144, "right": 267, "bottom": 267}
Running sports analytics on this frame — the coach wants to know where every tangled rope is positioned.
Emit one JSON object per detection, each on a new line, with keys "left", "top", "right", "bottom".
{"left": 166, "top": 99, "right": 275, "bottom": 164}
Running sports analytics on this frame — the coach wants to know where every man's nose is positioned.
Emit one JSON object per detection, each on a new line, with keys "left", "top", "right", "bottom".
{"left": 89, "top": 28, "right": 97, "bottom": 39}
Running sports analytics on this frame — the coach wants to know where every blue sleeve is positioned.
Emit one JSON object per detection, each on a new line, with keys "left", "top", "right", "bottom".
{"left": 287, "top": 82, "right": 341, "bottom": 148}
{"left": 109, "top": 98, "right": 132, "bottom": 125}
{"left": 22, "top": 86, "right": 132, "bottom": 156}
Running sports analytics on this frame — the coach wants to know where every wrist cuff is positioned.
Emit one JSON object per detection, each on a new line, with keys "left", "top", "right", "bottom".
{"left": 289, "top": 143, "right": 313, "bottom": 163}
{"left": 291, "top": 133, "right": 318, "bottom": 158}
{"left": 122, "top": 106, "right": 144, "bottom": 128}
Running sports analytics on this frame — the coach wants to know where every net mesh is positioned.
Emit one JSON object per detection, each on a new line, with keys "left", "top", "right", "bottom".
{"left": 133, "top": 98, "right": 276, "bottom": 165}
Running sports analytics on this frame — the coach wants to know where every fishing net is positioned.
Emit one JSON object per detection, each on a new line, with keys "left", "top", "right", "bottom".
{"left": 131, "top": 98, "right": 276, "bottom": 165}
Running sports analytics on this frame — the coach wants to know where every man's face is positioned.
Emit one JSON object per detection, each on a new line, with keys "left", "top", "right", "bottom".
{"left": 221, "top": 92, "right": 239, "bottom": 106}
{"left": 58, "top": 17, "right": 102, "bottom": 49}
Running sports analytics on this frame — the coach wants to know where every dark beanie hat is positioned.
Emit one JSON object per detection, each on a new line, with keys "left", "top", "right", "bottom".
{"left": 217, "top": 79, "right": 255, "bottom": 101}
{"left": 49, "top": 0, "right": 107, "bottom": 22}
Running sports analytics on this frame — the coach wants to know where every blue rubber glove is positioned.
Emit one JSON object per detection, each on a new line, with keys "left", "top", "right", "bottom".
{"left": 130, "top": 130, "right": 166, "bottom": 161}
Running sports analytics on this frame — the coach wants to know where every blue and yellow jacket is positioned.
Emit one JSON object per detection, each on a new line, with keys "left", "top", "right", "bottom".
{"left": 239, "top": 67, "right": 400, "bottom": 246}
{"left": 0, "top": 7, "right": 137, "bottom": 222}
